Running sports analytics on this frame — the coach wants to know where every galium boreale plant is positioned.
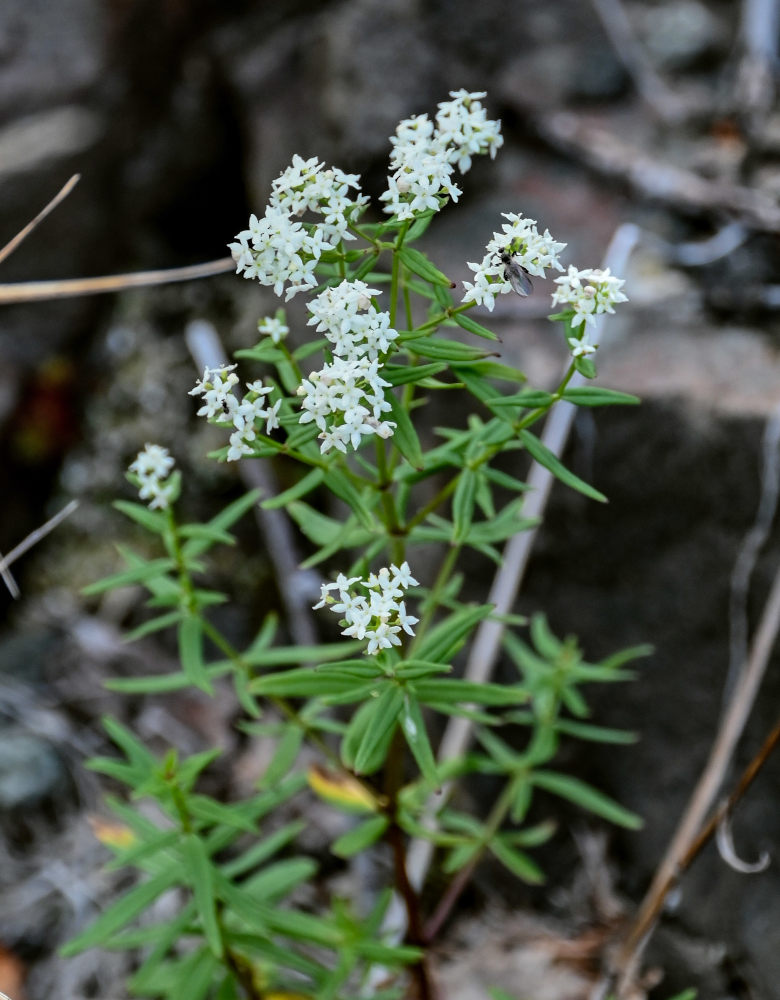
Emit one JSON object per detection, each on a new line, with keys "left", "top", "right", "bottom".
{"left": 67, "top": 90, "right": 646, "bottom": 1000}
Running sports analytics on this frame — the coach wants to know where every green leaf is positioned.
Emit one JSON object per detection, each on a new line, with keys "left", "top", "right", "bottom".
{"left": 181, "top": 834, "right": 222, "bottom": 957}
{"left": 81, "top": 557, "right": 176, "bottom": 596}
{"left": 405, "top": 211, "right": 436, "bottom": 242}
{"left": 187, "top": 795, "right": 257, "bottom": 833}
{"left": 411, "top": 678, "right": 528, "bottom": 707}
{"left": 123, "top": 610, "right": 183, "bottom": 642}
{"left": 400, "top": 696, "right": 439, "bottom": 787}
{"left": 573, "top": 354, "right": 597, "bottom": 379}
{"left": 454, "top": 312, "right": 499, "bottom": 341}
{"left": 250, "top": 667, "right": 377, "bottom": 698}
{"left": 414, "top": 604, "right": 494, "bottom": 663}
{"left": 383, "top": 362, "right": 448, "bottom": 386}
{"left": 323, "top": 467, "right": 375, "bottom": 529}
{"left": 178, "top": 616, "right": 213, "bottom": 693}
{"left": 61, "top": 868, "right": 180, "bottom": 955}
{"left": 242, "top": 858, "right": 316, "bottom": 900}
{"left": 262, "top": 467, "right": 325, "bottom": 508}
{"left": 491, "top": 390, "right": 554, "bottom": 408}
{"left": 519, "top": 429, "right": 607, "bottom": 503}
{"left": 529, "top": 614, "right": 563, "bottom": 660}
{"left": 178, "top": 523, "right": 235, "bottom": 547}
{"left": 113, "top": 500, "right": 167, "bottom": 534}
{"left": 397, "top": 246, "right": 452, "bottom": 286}
{"left": 489, "top": 838, "right": 545, "bottom": 884}
{"left": 353, "top": 685, "right": 404, "bottom": 774}
{"left": 531, "top": 770, "right": 642, "bottom": 829}
{"left": 406, "top": 336, "right": 490, "bottom": 362}
{"left": 260, "top": 725, "right": 304, "bottom": 786}
{"left": 183, "top": 489, "right": 262, "bottom": 558}
{"left": 385, "top": 390, "right": 424, "bottom": 469}
{"left": 561, "top": 386, "right": 640, "bottom": 407}
{"left": 332, "top": 815, "right": 389, "bottom": 858}
{"left": 456, "top": 369, "right": 504, "bottom": 410}
{"left": 220, "top": 821, "right": 305, "bottom": 879}
{"left": 555, "top": 719, "right": 638, "bottom": 744}
{"left": 104, "top": 662, "right": 232, "bottom": 694}
{"left": 452, "top": 467, "right": 479, "bottom": 543}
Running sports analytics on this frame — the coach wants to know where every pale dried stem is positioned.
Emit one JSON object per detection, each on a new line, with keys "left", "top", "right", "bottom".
{"left": 0, "top": 173, "right": 80, "bottom": 266}
{"left": 0, "top": 499, "right": 80, "bottom": 597}
{"left": 0, "top": 258, "right": 235, "bottom": 304}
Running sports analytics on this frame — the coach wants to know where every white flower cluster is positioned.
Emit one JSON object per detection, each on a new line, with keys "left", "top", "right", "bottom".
{"left": 314, "top": 562, "right": 419, "bottom": 655}
{"left": 551, "top": 266, "right": 628, "bottom": 330}
{"left": 462, "top": 212, "right": 567, "bottom": 311}
{"left": 297, "top": 280, "right": 398, "bottom": 455}
{"left": 257, "top": 314, "right": 289, "bottom": 344}
{"left": 129, "top": 443, "right": 177, "bottom": 510}
{"left": 229, "top": 155, "right": 368, "bottom": 301}
{"left": 307, "top": 279, "right": 399, "bottom": 361}
{"left": 381, "top": 90, "right": 503, "bottom": 221}
{"left": 189, "top": 364, "right": 281, "bottom": 462}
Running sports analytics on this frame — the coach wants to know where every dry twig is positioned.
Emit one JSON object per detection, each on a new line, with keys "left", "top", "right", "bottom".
{"left": 0, "top": 258, "right": 235, "bottom": 304}
{"left": 0, "top": 500, "right": 80, "bottom": 598}
{"left": 607, "top": 559, "right": 780, "bottom": 996}
{"left": 0, "top": 174, "right": 81, "bottom": 267}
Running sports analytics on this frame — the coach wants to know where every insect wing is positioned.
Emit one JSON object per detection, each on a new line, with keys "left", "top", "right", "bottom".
{"left": 499, "top": 251, "right": 533, "bottom": 296}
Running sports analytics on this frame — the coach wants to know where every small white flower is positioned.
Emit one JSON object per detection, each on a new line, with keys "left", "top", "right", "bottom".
{"left": 567, "top": 336, "right": 597, "bottom": 358}
{"left": 258, "top": 315, "right": 289, "bottom": 344}
{"left": 551, "top": 266, "right": 628, "bottom": 328}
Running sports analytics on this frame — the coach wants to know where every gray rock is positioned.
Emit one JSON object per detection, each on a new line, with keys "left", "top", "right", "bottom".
{"left": 0, "top": 726, "right": 65, "bottom": 809}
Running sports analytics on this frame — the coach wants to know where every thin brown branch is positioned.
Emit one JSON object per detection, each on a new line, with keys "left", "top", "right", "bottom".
{"left": 609, "top": 560, "right": 780, "bottom": 996}
{"left": 0, "top": 500, "right": 80, "bottom": 598}
{"left": 0, "top": 257, "right": 235, "bottom": 304}
{"left": 0, "top": 174, "right": 80, "bottom": 267}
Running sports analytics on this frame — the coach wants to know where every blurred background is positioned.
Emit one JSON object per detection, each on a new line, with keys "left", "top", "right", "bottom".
{"left": 1, "top": 1, "right": 780, "bottom": 997}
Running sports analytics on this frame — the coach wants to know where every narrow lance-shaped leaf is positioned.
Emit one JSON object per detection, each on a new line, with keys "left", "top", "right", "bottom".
{"left": 519, "top": 429, "right": 607, "bottom": 503}
{"left": 400, "top": 695, "right": 439, "bottom": 788}
{"left": 181, "top": 833, "right": 223, "bottom": 957}
{"left": 385, "top": 390, "right": 424, "bottom": 469}
{"left": 452, "top": 467, "right": 479, "bottom": 543}
{"left": 397, "top": 246, "right": 452, "bottom": 286}
{"left": 178, "top": 616, "right": 213, "bottom": 694}
{"left": 332, "top": 815, "right": 389, "bottom": 858}
{"left": 531, "top": 770, "right": 642, "bottom": 829}
{"left": 60, "top": 868, "right": 180, "bottom": 955}
{"left": 353, "top": 685, "right": 405, "bottom": 775}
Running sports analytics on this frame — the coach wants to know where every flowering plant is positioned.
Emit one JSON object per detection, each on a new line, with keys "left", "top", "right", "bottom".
{"left": 68, "top": 91, "right": 644, "bottom": 1000}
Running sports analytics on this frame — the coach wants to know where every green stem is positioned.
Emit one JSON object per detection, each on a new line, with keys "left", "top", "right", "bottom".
{"left": 410, "top": 543, "right": 460, "bottom": 650}
{"left": 422, "top": 774, "right": 520, "bottom": 943}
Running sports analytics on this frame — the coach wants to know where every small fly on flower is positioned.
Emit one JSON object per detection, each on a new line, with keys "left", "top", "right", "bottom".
{"left": 499, "top": 250, "right": 533, "bottom": 297}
